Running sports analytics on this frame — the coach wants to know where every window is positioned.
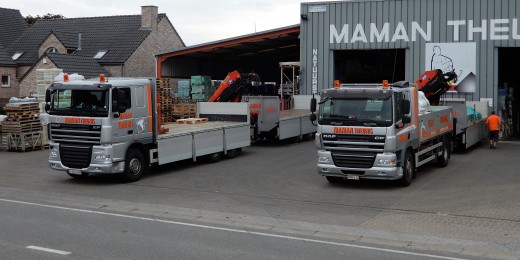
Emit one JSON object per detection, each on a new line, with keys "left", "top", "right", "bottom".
{"left": 12, "top": 52, "right": 23, "bottom": 60}
{"left": 1, "top": 75, "right": 10, "bottom": 87}
{"left": 394, "top": 93, "right": 404, "bottom": 123}
{"left": 93, "top": 50, "right": 107, "bottom": 59}
{"left": 46, "top": 47, "right": 58, "bottom": 53}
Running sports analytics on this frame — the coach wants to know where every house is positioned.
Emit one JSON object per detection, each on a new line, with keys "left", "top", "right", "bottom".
{"left": 0, "top": 7, "right": 27, "bottom": 106}
{"left": 3, "top": 6, "right": 185, "bottom": 99}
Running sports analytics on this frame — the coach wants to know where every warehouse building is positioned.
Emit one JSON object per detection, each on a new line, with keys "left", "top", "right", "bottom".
{"left": 300, "top": 0, "right": 520, "bottom": 136}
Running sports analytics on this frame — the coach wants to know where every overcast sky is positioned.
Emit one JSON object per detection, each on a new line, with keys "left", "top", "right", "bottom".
{"left": 0, "top": 0, "right": 329, "bottom": 46}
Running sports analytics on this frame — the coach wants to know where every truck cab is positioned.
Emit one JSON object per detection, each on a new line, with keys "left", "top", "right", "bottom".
{"left": 312, "top": 81, "right": 453, "bottom": 186}
{"left": 47, "top": 76, "right": 156, "bottom": 181}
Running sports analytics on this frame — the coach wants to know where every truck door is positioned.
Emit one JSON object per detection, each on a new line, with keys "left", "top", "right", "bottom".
{"left": 132, "top": 85, "right": 153, "bottom": 142}
{"left": 112, "top": 87, "right": 134, "bottom": 143}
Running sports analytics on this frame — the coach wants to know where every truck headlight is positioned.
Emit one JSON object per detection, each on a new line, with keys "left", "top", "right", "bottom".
{"left": 318, "top": 156, "right": 331, "bottom": 164}
{"left": 95, "top": 155, "right": 111, "bottom": 161}
{"left": 377, "top": 159, "right": 396, "bottom": 166}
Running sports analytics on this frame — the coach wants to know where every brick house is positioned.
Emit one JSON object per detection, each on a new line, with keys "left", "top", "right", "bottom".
{"left": 0, "top": 7, "right": 27, "bottom": 107}
{"left": 3, "top": 6, "right": 184, "bottom": 100}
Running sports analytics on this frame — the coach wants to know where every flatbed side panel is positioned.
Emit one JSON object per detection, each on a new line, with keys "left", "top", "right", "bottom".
{"left": 224, "top": 125, "right": 251, "bottom": 150}
{"left": 198, "top": 102, "right": 250, "bottom": 122}
{"left": 293, "top": 95, "right": 313, "bottom": 109}
{"left": 301, "top": 114, "right": 316, "bottom": 135}
{"left": 465, "top": 121, "right": 486, "bottom": 149}
{"left": 418, "top": 106, "right": 453, "bottom": 143}
{"left": 194, "top": 129, "right": 224, "bottom": 157}
{"left": 279, "top": 117, "right": 301, "bottom": 140}
{"left": 157, "top": 134, "right": 192, "bottom": 165}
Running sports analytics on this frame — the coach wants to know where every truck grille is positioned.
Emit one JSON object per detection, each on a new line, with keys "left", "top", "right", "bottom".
{"left": 60, "top": 144, "right": 92, "bottom": 169}
{"left": 331, "top": 152, "right": 376, "bottom": 168}
{"left": 50, "top": 123, "right": 101, "bottom": 145}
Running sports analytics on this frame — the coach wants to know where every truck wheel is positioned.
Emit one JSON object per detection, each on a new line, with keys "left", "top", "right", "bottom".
{"left": 437, "top": 138, "right": 450, "bottom": 167}
{"left": 122, "top": 148, "right": 146, "bottom": 182}
{"left": 205, "top": 152, "right": 222, "bottom": 163}
{"left": 398, "top": 151, "right": 414, "bottom": 187}
{"left": 225, "top": 148, "right": 241, "bottom": 159}
{"left": 326, "top": 176, "right": 343, "bottom": 184}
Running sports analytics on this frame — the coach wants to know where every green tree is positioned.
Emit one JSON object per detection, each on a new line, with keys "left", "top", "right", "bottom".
{"left": 25, "top": 13, "right": 65, "bottom": 26}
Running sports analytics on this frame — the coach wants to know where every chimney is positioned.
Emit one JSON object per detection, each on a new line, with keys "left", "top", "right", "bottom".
{"left": 141, "top": 6, "right": 158, "bottom": 31}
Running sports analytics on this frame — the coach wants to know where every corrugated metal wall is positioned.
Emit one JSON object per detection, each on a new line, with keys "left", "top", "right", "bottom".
{"left": 301, "top": 0, "right": 520, "bottom": 105}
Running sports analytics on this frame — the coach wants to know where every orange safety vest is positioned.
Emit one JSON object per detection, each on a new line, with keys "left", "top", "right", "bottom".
{"left": 486, "top": 114, "right": 500, "bottom": 131}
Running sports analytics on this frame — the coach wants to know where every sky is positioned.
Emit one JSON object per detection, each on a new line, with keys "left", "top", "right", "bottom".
{"left": 0, "top": 0, "right": 329, "bottom": 46}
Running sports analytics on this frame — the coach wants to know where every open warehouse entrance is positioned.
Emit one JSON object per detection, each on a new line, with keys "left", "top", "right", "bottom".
{"left": 498, "top": 47, "right": 520, "bottom": 138}
{"left": 157, "top": 25, "right": 300, "bottom": 83}
{"left": 333, "top": 49, "right": 406, "bottom": 84}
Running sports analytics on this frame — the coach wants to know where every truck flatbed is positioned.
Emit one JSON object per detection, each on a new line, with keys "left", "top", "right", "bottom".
{"left": 280, "top": 109, "right": 312, "bottom": 120}
{"left": 158, "top": 121, "right": 250, "bottom": 139}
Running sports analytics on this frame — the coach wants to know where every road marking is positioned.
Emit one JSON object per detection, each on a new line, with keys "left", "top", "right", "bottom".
{"left": 3, "top": 198, "right": 464, "bottom": 260}
{"left": 26, "top": 245, "right": 71, "bottom": 255}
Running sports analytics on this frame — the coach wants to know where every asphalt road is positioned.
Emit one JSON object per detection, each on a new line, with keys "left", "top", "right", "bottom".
{"left": 0, "top": 139, "right": 519, "bottom": 259}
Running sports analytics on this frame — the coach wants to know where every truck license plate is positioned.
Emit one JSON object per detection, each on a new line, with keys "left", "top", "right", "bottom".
{"left": 68, "top": 169, "right": 82, "bottom": 175}
{"left": 346, "top": 175, "right": 359, "bottom": 180}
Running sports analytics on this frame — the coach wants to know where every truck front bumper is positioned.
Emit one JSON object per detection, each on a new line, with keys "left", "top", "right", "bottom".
{"left": 48, "top": 144, "right": 125, "bottom": 175}
{"left": 317, "top": 150, "right": 403, "bottom": 180}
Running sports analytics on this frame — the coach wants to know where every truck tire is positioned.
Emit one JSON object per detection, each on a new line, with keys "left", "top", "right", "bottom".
{"left": 437, "top": 137, "right": 450, "bottom": 167}
{"left": 326, "top": 176, "right": 343, "bottom": 184}
{"left": 205, "top": 152, "right": 222, "bottom": 163}
{"left": 122, "top": 148, "right": 146, "bottom": 182}
{"left": 225, "top": 148, "right": 241, "bottom": 159}
{"left": 398, "top": 150, "right": 414, "bottom": 187}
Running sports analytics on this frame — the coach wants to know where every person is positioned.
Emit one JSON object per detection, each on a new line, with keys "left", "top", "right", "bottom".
{"left": 485, "top": 111, "right": 501, "bottom": 149}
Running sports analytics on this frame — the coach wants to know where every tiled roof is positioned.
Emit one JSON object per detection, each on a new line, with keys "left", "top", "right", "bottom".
{"left": 7, "top": 14, "right": 158, "bottom": 66}
{"left": 0, "top": 8, "right": 27, "bottom": 50}
{"left": 46, "top": 53, "right": 109, "bottom": 78}
{"left": 52, "top": 30, "right": 81, "bottom": 49}
{"left": 0, "top": 47, "right": 16, "bottom": 66}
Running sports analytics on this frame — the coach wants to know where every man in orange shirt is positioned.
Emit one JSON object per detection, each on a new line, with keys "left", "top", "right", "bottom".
{"left": 485, "top": 111, "right": 501, "bottom": 149}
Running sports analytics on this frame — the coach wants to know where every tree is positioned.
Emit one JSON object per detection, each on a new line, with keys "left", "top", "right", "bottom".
{"left": 25, "top": 13, "right": 65, "bottom": 26}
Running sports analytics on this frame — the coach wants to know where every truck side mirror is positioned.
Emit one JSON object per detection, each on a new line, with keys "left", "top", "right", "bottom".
{"left": 45, "top": 89, "right": 51, "bottom": 103}
{"left": 310, "top": 113, "right": 317, "bottom": 122}
{"left": 310, "top": 97, "right": 317, "bottom": 112}
{"left": 402, "top": 116, "right": 411, "bottom": 124}
{"left": 402, "top": 100, "right": 410, "bottom": 114}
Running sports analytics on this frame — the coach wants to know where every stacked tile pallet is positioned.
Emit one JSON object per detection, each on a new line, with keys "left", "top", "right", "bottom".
{"left": 190, "top": 75, "right": 215, "bottom": 101}
{"left": 157, "top": 78, "right": 174, "bottom": 123}
{"left": 2, "top": 102, "right": 44, "bottom": 152}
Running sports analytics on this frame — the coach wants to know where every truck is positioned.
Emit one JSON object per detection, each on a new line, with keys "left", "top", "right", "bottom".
{"left": 310, "top": 81, "right": 454, "bottom": 186}
{"left": 208, "top": 69, "right": 315, "bottom": 141}
{"left": 46, "top": 75, "right": 251, "bottom": 182}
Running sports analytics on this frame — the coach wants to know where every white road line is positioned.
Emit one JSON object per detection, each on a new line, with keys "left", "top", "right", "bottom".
{"left": 3, "top": 198, "right": 464, "bottom": 260}
{"left": 26, "top": 245, "right": 71, "bottom": 255}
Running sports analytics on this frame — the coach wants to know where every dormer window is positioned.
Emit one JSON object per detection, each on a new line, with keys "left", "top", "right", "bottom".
{"left": 94, "top": 50, "right": 107, "bottom": 59}
{"left": 46, "top": 47, "right": 58, "bottom": 53}
{"left": 12, "top": 52, "right": 23, "bottom": 60}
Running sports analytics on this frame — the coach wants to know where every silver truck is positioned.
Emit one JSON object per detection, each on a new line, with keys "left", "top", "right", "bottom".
{"left": 46, "top": 77, "right": 251, "bottom": 182}
{"left": 310, "top": 81, "right": 454, "bottom": 186}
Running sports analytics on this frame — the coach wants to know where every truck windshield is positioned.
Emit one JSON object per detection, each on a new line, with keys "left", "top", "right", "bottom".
{"left": 49, "top": 89, "right": 109, "bottom": 117}
{"left": 319, "top": 97, "right": 393, "bottom": 127}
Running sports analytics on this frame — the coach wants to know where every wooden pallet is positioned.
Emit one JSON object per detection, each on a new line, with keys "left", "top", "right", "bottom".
{"left": 4, "top": 103, "right": 40, "bottom": 111}
{"left": 6, "top": 131, "right": 43, "bottom": 152}
{"left": 175, "top": 118, "right": 208, "bottom": 124}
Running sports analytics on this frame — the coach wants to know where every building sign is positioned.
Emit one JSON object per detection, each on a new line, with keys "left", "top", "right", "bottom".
{"left": 425, "top": 42, "right": 477, "bottom": 92}
{"left": 330, "top": 19, "right": 520, "bottom": 44}
{"left": 312, "top": 49, "right": 318, "bottom": 94}
{"left": 309, "top": 5, "right": 326, "bottom": 13}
